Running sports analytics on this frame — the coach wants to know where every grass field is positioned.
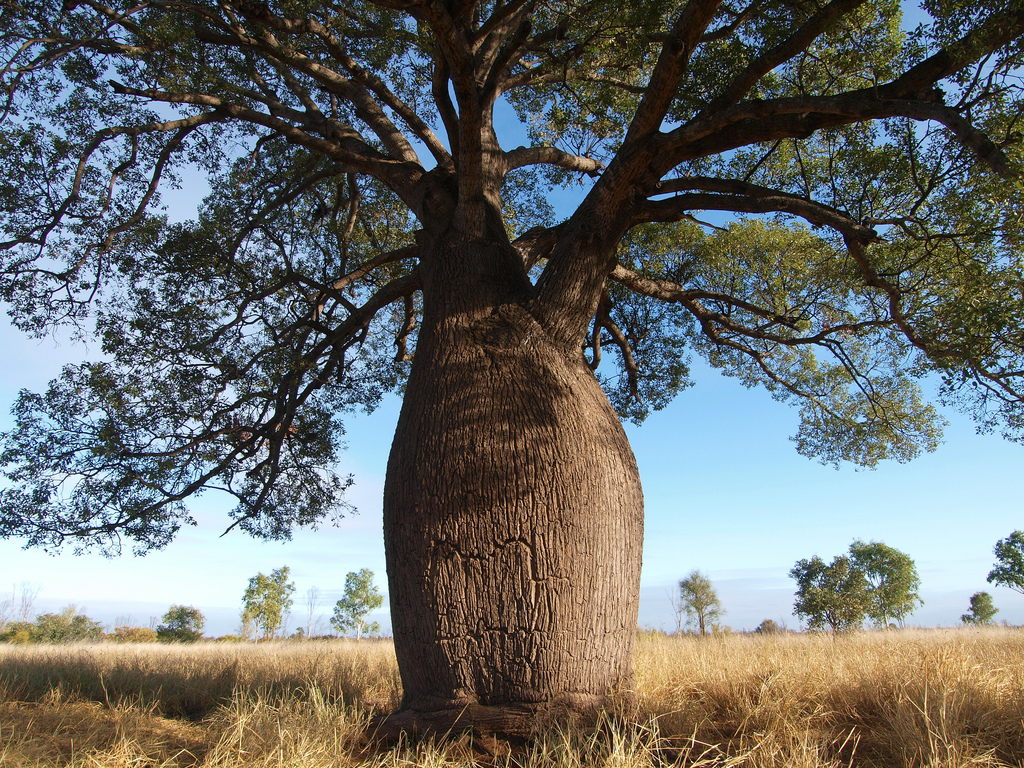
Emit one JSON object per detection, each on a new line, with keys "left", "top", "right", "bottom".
{"left": 1, "top": 628, "right": 1022, "bottom": 767}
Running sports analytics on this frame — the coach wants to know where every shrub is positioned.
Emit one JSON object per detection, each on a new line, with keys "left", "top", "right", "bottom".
{"left": 0, "top": 621, "right": 37, "bottom": 644}
{"left": 156, "top": 605, "right": 206, "bottom": 642}
{"left": 756, "top": 619, "right": 783, "bottom": 635}
{"left": 33, "top": 607, "right": 104, "bottom": 643}
{"left": 112, "top": 625, "right": 159, "bottom": 643}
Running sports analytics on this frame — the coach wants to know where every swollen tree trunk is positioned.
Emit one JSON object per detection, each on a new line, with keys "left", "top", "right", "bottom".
{"left": 381, "top": 227, "right": 644, "bottom": 737}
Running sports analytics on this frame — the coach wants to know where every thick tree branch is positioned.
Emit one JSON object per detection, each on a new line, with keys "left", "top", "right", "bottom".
{"left": 642, "top": 177, "right": 880, "bottom": 241}
{"left": 505, "top": 146, "right": 603, "bottom": 175}
{"left": 623, "top": 0, "right": 725, "bottom": 143}
{"left": 657, "top": 8, "right": 1024, "bottom": 174}
{"left": 700, "top": 0, "right": 871, "bottom": 116}
{"left": 228, "top": 11, "right": 452, "bottom": 167}
{"left": 105, "top": 81, "right": 419, "bottom": 191}
{"left": 501, "top": 68, "right": 647, "bottom": 95}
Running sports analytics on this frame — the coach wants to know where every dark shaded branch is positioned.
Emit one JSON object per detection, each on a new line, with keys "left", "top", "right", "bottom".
{"left": 511, "top": 223, "right": 566, "bottom": 270}
{"left": 642, "top": 177, "right": 880, "bottom": 242}
{"left": 601, "top": 315, "right": 640, "bottom": 402}
{"left": 231, "top": 11, "right": 451, "bottom": 167}
{"left": 700, "top": 0, "right": 870, "bottom": 116}
{"left": 623, "top": 0, "right": 725, "bottom": 143}
{"left": 106, "top": 81, "right": 418, "bottom": 190}
{"left": 657, "top": 7, "right": 1024, "bottom": 174}
{"left": 699, "top": 0, "right": 761, "bottom": 43}
{"left": 395, "top": 292, "right": 417, "bottom": 362}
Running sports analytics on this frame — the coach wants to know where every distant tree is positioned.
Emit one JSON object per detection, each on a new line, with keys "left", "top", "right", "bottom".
{"left": 961, "top": 591, "right": 999, "bottom": 625}
{"left": 987, "top": 531, "right": 1024, "bottom": 595}
{"left": 0, "top": 582, "right": 41, "bottom": 631}
{"left": 677, "top": 571, "right": 723, "bottom": 637}
{"left": 236, "top": 613, "right": 257, "bottom": 642}
{"left": 331, "top": 569, "right": 384, "bottom": 640}
{"left": 790, "top": 556, "right": 869, "bottom": 634}
{"left": 242, "top": 566, "right": 295, "bottom": 641}
{"left": 849, "top": 540, "right": 922, "bottom": 627}
{"left": 156, "top": 605, "right": 206, "bottom": 642}
{"left": 0, "top": 621, "right": 35, "bottom": 644}
{"left": 33, "top": 606, "right": 104, "bottom": 643}
{"left": 667, "top": 588, "right": 685, "bottom": 635}
{"left": 305, "top": 586, "right": 322, "bottom": 639}
{"left": 755, "top": 619, "right": 783, "bottom": 635}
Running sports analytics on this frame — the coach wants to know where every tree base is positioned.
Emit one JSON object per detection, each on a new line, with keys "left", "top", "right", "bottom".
{"left": 368, "top": 697, "right": 603, "bottom": 745}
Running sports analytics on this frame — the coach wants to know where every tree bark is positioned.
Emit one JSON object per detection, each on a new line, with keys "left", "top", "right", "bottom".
{"left": 380, "top": 230, "right": 644, "bottom": 738}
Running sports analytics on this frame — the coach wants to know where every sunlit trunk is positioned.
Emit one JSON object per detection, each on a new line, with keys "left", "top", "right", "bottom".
{"left": 380, "top": 234, "right": 644, "bottom": 736}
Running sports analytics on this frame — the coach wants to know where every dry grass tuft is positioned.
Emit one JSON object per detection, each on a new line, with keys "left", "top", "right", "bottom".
{"left": 1, "top": 628, "right": 1022, "bottom": 767}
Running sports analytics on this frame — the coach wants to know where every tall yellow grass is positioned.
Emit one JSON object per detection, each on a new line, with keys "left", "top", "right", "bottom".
{"left": 1, "top": 628, "right": 1022, "bottom": 767}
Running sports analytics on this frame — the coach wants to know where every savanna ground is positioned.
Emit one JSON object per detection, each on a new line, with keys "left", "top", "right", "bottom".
{"left": 0, "top": 628, "right": 1022, "bottom": 767}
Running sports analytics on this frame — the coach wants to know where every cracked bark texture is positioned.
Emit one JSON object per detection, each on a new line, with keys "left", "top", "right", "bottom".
{"left": 383, "top": 230, "right": 644, "bottom": 726}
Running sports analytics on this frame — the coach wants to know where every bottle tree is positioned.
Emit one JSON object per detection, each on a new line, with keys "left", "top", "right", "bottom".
{"left": 2, "top": 0, "right": 1024, "bottom": 736}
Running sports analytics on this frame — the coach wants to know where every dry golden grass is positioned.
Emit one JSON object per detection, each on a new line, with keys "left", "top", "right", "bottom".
{"left": 1, "top": 628, "right": 1022, "bottom": 767}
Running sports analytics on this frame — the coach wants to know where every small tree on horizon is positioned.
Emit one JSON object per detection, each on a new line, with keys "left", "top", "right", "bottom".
{"left": 242, "top": 566, "right": 296, "bottom": 641}
{"left": 304, "top": 586, "right": 322, "bottom": 639}
{"left": 755, "top": 619, "right": 783, "bottom": 635}
{"left": 961, "top": 591, "right": 999, "bottom": 626}
{"left": 32, "top": 606, "right": 103, "bottom": 644}
{"left": 331, "top": 569, "right": 384, "bottom": 640}
{"left": 790, "top": 555, "right": 869, "bottom": 634}
{"left": 156, "top": 605, "right": 206, "bottom": 642}
{"left": 677, "top": 571, "right": 723, "bottom": 637}
{"left": 849, "top": 540, "right": 923, "bottom": 627}
{"left": 987, "top": 532, "right": 1024, "bottom": 595}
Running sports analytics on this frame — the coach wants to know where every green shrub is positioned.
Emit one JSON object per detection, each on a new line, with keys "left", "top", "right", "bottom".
{"left": 2, "top": 607, "right": 104, "bottom": 644}
{"left": 0, "top": 621, "right": 37, "bottom": 644}
{"left": 156, "top": 605, "right": 206, "bottom": 643}
{"left": 112, "top": 625, "right": 159, "bottom": 643}
{"left": 756, "top": 619, "right": 783, "bottom": 635}
{"left": 34, "top": 607, "right": 104, "bottom": 643}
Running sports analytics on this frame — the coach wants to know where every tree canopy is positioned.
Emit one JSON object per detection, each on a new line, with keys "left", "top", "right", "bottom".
{"left": 157, "top": 604, "right": 206, "bottom": 642}
{"left": 0, "top": 0, "right": 1022, "bottom": 556}
{"left": 241, "top": 565, "right": 295, "bottom": 640}
{"left": 987, "top": 531, "right": 1024, "bottom": 594}
{"left": 790, "top": 554, "right": 871, "bottom": 632}
{"left": 676, "top": 570, "right": 724, "bottom": 635}
{"left": 331, "top": 568, "right": 384, "bottom": 639}
{"left": 961, "top": 590, "right": 999, "bottom": 625}
{"left": 848, "top": 539, "right": 922, "bottom": 627}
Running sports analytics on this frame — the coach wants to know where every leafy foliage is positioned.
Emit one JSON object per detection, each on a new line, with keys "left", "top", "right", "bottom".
{"left": 961, "top": 591, "right": 999, "bottom": 625}
{"left": 790, "top": 555, "right": 871, "bottom": 633}
{"left": 987, "top": 531, "right": 1024, "bottom": 594}
{"left": 755, "top": 619, "right": 783, "bottom": 635}
{"left": 849, "top": 540, "right": 923, "bottom": 627}
{"left": 331, "top": 569, "right": 384, "bottom": 640}
{"left": 0, "top": 605, "right": 103, "bottom": 644}
{"left": 242, "top": 566, "right": 295, "bottom": 641}
{"left": 112, "top": 625, "right": 159, "bottom": 643}
{"left": 156, "top": 605, "right": 206, "bottom": 643}
{"left": 676, "top": 570, "right": 724, "bottom": 636}
{"left": 0, "top": 0, "right": 1022, "bottom": 552}
{"left": 791, "top": 541, "right": 922, "bottom": 631}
